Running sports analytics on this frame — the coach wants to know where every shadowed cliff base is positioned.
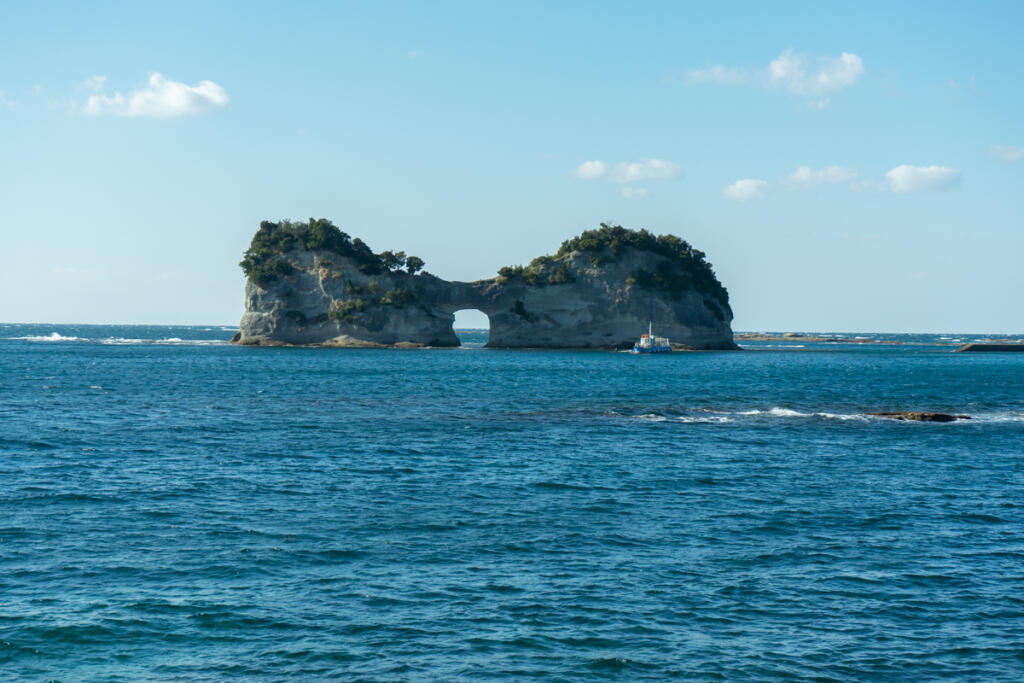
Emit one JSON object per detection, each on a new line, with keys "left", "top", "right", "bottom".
{"left": 234, "top": 219, "right": 737, "bottom": 350}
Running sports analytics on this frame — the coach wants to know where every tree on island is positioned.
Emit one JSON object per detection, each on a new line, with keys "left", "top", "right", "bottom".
{"left": 378, "top": 250, "right": 406, "bottom": 271}
{"left": 405, "top": 256, "right": 425, "bottom": 275}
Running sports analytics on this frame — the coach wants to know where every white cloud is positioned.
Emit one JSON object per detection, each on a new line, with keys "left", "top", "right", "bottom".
{"left": 722, "top": 179, "right": 767, "bottom": 201}
{"left": 0, "top": 89, "right": 15, "bottom": 111}
{"left": 82, "top": 75, "right": 107, "bottom": 92}
{"left": 84, "top": 72, "right": 228, "bottom": 117}
{"left": 573, "top": 159, "right": 680, "bottom": 184}
{"left": 685, "top": 49, "right": 864, "bottom": 103}
{"left": 609, "top": 159, "right": 680, "bottom": 183}
{"left": 991, "top": 145, "right": 1024, "bottom": 162}
{"left": 790, "top": 165, "right": 858, "bottom": 186}
{"left": 769, "top": 50, "right": 864, "bottom": 95}
{"left": 621, "top": 187, "right": 649, "bottom": 199}
{"left": 408, "top": 50, "right": 426, "bottom": 60}
{"left": 573, "top": 160, "right": 608, "bottom": 180}
{"left": 781, "top": 164, "right": 960, "bottom": 194}
{"left": 885, "top": 165, "right": 961, "bottom": 194}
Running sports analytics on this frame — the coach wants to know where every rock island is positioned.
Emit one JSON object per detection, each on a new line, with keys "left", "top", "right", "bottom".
{"left": 233, "top": 219, "right": 737, "bottom": 349}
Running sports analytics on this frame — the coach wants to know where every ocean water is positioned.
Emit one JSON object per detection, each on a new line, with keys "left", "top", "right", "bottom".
{"left": 2, "top": 324, "right": 1023, "bottom": 681}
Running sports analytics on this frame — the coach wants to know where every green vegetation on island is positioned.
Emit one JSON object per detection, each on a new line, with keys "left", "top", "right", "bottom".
{"left": 240, "top": 218, "right": 426, "bottom": 286}
{"left": 240, "top": 219, "right": 732, "bottom": 329}
{"left": 326, "top": 287, "right": 416, "bottom": 323}
{"left": 499, "top": 223, "right": 730, "bottom": 315}
{"left": 497, "top": 259, "right": 576, "bottom": 286}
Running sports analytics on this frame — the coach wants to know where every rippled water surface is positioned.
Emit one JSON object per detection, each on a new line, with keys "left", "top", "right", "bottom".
{"left": 2, "top": 324, "right": 1024, "bottom": 680}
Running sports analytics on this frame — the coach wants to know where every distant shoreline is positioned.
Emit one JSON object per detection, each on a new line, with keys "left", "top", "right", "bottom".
{"left": 3, "top": 323, "right": 1024, "bottom": 344}
{"left": 734, "top": 332, "right": 1024, "bottom": 346}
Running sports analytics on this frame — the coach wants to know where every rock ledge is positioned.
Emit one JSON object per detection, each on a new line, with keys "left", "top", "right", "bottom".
{"left": 870, "top": 412, "right": 971, "bottom": 422}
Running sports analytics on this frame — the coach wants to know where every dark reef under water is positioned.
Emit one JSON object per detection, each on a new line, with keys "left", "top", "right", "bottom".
{"left": 1, "top": 324, "right": 1023, "bottom": 680}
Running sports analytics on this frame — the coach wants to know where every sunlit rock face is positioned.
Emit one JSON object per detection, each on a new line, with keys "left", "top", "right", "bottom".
{"left": 234, "top": 221, "right": 737, "bottom": 350}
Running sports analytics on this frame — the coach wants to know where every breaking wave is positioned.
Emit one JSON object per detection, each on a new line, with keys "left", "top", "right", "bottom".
{"left": 98, "top": 337, "right": 228, "bottom": 346}
{"left": 737, "top": 407, "right": 868, "bottom": 421}
{"left": 619, "top": 407, "right": 1024, "bottom": 425}
{"left": 9, "top": 333, "right": 228, "bottom": 346}
{"left": 13, "top": 332, "right": 81, "bottom": 342}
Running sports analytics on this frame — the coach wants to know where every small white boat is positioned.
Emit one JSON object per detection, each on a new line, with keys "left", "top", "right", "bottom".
{"left": 631, "top": 322, "right": 671, "bottom": 354}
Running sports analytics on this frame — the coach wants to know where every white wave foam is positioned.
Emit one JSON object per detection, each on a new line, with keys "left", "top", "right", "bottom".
{"left": 155, "top": 337, "right": 226, "bottom": 345}
{"left": 817, "top": 412, "right": 869, "bottom": 421}
{"left": 14, "top": 334, "right": 228, "bottom": 346}
{"left": 768, "top": 407, "right": 805, "bottom": 417}
{"left": 153, "top": 337, "right": 228, "bottom": 346}
{"left": 624, "top": 405, "right": 1019, "bottom": 426}
{"left": 634, "top": 413, "right": 669, "bottom": 422}
{"left": 737, "top": 407, "right": 867, "bottom": 421}
{"left": 745, "top": 343, "right": 806, "bottom": 348}
{"left": 739, "top": 407, "right": 807, "bottom": 417}
{"left": 12, "top": 332, "right": 80, "bottom": 342}
{"left": 966, "top": 412, "right": 1024, "bottom": 424}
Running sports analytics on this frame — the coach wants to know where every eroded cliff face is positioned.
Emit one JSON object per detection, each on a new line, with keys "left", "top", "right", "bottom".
{"left": 472, "top": 250, "right": 733, "bottom": 349}
{"left": 237, "top": 249, "right": 461, "bottom": 347}
{"left": 234, "top": 221, "right": 737, "bottom": 349}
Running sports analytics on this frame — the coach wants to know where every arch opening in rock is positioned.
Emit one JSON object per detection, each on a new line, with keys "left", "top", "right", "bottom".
{"left": 453, "top": 309, "right": 490, "bottom": 347}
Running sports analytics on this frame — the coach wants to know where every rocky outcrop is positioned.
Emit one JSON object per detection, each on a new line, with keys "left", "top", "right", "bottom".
{"left": 735, "top": 332, "right": 901, "bottom": 345}
{"left": 234, "top": 220, "right": 737, "bottom": 349}
{"left": 870, "top": 412, "right": 971, "bottom": 422}
{"left": 956, "top": 343, "right": 1024, "bottom": 352}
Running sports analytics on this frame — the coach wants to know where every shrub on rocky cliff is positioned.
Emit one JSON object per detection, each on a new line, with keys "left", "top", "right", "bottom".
{"left": 379, "top": 288, "right": 416, "bottom": 306}
{"left": 241, "top": 219, "right": 432, "bottom": 287}
{"left": 555, "top": 223, "right": 730, "bottom": 309}
{"left": 496, "top": 258, "right": 576, "bottom": 286}
{"left": 243, "top": 256, "right": 295, "bottom": 287}
{"left": 496, "top": 224, "right": 729, "bottom": 309}
{"left": 329, "top": 298, "right": 367, "bottom": 322}
{"left": 241, "top": 218, "right": 386, "bottom": 284}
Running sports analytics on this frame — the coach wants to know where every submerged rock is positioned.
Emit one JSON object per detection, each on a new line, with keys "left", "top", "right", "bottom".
{"left": 234, "top": 220, "right": 737, "bottom": 349}
{"left": 870, "top": 411, "right": 971, "bottom": 422}
{"left": 957, "top": 343, "right": 1024, "bottom": 352}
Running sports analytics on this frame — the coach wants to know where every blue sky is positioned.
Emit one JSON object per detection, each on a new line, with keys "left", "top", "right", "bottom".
{"left": 1, "top": 1, "right": 1021, "bottom": 331}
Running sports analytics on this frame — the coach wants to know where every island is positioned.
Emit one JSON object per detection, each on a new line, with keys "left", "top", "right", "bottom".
{"left": 232, "top": 219, "right": 737, "bottom": 350}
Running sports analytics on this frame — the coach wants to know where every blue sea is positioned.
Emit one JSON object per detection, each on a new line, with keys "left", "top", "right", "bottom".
{"left": 2, "top": 323, "right": 1023, "bottom": 681}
